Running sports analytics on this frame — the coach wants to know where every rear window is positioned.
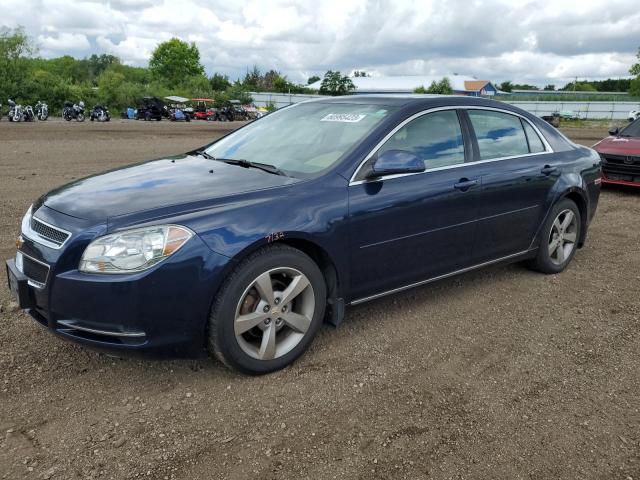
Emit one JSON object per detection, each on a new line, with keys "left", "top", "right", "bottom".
{"left": 522, "top": 120, "right": 546, "bottom": 153}
{"left": 468, "top": 110, "right": 529, "bottom": 160}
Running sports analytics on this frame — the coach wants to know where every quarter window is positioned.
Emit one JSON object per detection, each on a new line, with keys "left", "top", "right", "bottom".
{"left": 468, "top": 110, "right": 529, "bottom": 160}
{"left": 378, "top": 110, "right": 465, "bottom": 169}
{"left": 522, "top": 120, "right": 546, "bottom": 153}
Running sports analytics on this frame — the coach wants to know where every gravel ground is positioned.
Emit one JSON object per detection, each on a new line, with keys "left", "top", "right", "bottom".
{"left": 0, "top": 119, "right": 638, "bottom": 480}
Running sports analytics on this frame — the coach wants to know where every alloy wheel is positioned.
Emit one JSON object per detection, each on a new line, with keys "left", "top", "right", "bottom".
{"left": 234, "top": 267, "right": 315, "bottom": 361}
{"left": 548, "top": 209, "right": 578, "bottom": 265}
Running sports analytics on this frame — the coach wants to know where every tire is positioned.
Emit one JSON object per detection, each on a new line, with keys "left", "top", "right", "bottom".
{"left": 527, "top": 198, "right": 581, "bottom": 274}
{"left": 208, "top": 244, "right": 326, "bottom": 375}
{"left": 77, "top": 113, "right": 85, "bottom": 122}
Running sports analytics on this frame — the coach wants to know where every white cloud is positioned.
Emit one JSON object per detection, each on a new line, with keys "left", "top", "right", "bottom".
{"left": 2, "top": 0, "right": 639, "bottom": 86}
{"left": 37, "top": 32, "right": 91, "bottom": 53}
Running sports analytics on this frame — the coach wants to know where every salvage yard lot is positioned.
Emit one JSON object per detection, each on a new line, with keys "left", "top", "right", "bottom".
{"left": 0, "top": 119, "right": 638, "bottom": 479}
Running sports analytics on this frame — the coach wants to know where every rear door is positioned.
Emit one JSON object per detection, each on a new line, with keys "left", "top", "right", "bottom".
{"left": 347, "top": 109, "right": 482, "bottom": 301}
{"left": 463, "top": 109, "right": 559, "bottom": 262}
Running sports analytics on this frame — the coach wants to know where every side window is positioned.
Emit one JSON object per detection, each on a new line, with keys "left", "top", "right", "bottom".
{"left": 378, "top": 110, "right": 465, "bottom": 169}
{"left": 522, "top": 119, "right": 546, "bottom": 153}
{"left": 468, "top": 110, "right": 529, "bottom": 160}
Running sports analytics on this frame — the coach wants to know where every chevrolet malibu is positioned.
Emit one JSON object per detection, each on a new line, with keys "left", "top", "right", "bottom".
{"left": 6, "top": 96, "right": 602, "bottom": 374}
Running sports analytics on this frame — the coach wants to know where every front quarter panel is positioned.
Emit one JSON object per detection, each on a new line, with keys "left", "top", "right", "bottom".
{"left": 111, "top": 174, "right": 351, "bottom": 297}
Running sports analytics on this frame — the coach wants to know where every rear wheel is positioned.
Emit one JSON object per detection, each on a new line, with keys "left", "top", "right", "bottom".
{"left": 208, "top": 245, "right": 326, "bottom": 374}
{"left": 527, "top": 198, "right": 581, "bottom": 274}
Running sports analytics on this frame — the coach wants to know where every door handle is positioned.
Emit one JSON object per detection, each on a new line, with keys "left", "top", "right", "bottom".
{"left": 453, "top": 178, "right": 478, "bottom": 191}
{"left": 541, "top": 165, "right": 558, "bottom": 175}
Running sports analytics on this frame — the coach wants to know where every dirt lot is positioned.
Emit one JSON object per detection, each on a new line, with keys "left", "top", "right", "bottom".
{"left": 0, "top": 119, "right": 638, "bottom": 480}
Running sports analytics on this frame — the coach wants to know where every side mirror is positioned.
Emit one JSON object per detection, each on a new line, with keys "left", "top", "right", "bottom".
{"left": 608, "top": 127, "right": 619, "bottom": 136}
{"left": 367, "top": 150, "right": 425, "bottom": 179}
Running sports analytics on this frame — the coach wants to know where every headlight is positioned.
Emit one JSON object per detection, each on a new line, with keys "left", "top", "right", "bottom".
{"left": 79, "top": 225, "right": 193, "bottom": 274}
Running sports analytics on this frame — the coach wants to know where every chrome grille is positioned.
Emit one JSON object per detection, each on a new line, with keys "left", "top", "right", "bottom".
{"left": 30, "top": 217, "right": 70, "bottom": 246}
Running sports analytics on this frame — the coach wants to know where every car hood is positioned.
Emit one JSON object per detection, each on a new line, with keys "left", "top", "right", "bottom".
{"left": 593, "top": 135, "right": 640, "bottom": 154}
{"left": 39, "top": 154, "right": 299, "bottom": 222}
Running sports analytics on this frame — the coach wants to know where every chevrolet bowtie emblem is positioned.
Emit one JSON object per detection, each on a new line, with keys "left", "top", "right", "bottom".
{"left": 15, "top": 236, "right": 24, "bottom": 249}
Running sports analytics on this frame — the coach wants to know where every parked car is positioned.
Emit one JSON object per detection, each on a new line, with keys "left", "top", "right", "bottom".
{"left": 541, "top": 112, "right": 560, "bottom": 128}
{"left": 628, "top": 109, "right": 640, "bottom": 122}
{"left": 136, "top": 97, "right": 168, "bottom": 121}
{"left": 592, "top": 119, "right": 640, "bottom": 187}
{"left": 5, "top": 96, "right": 601, "bottom": 374}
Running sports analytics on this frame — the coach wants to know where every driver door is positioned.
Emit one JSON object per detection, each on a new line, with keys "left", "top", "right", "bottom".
{"left": 347, "top": 109, "right": 482, "bottom": 301}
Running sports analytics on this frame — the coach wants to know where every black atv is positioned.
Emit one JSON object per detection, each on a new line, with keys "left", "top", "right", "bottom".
{"left": 136, "top": 97, "right": 169, "bottom": 121}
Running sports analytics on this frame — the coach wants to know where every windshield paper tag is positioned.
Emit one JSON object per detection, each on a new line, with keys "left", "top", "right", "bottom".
{"left": 321, "top": 113, "right": 366, "bottom": 123}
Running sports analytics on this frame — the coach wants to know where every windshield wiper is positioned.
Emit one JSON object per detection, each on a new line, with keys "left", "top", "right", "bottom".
{"left": 197, "top": 150, "right": 216, "bottom": 160}
{"left": 217, "top": 158, "right": 288, "bottom": 177}
{"left": 196, "top": 151, "right": 288, "bottom": 177}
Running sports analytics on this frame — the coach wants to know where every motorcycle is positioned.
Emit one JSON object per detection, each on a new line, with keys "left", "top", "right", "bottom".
{"left": 90, "top": 105, "right": 110, "bottom": 122}
{"left": 7, "top": 99, "right": 23, "bottom": 122}
{"left": 35, "top": 101, "right": 49, "bottom": 121}
{"left": 63, "top": 101, "right": 86, "bottom": 122}
{"left": 23, "top": 105, "right": 35, "bottom": 122}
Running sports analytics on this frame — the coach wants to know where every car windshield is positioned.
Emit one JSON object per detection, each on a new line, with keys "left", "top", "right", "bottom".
{"left": 621, "top": 119, "right": 640, "bottom": 138}
{"left": 204, "top": 102, "right": 396, "bottom": 177}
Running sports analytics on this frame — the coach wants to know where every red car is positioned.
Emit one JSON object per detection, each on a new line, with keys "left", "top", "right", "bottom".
{"left": 593, "top": 120, "right": 640, "bottom": 187}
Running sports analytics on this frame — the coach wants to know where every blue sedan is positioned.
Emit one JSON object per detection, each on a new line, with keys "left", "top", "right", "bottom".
{"left": 5, "top": 96, "right": 602, "bottom": 374}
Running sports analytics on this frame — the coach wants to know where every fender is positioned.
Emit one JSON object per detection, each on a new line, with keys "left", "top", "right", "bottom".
{"left": 529, "top": 182, "right": 590, "bottom": 251}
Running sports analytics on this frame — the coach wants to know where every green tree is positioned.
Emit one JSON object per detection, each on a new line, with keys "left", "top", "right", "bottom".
{"left": 512, "top": 83, "right": 538, "bottom": 90}
{"left": 562, "top": 81, "right": 597, "bottom": 92}
{"left": 353, "top": 70, "right": 368, "bottom": 77}
{"left": 499, "top": 81, "right": 513, "bottom": 92}
{"left": 149, "top": 38, "right": 204, "bottom": 87}
{"left": 0, "top": 26, "right": 36, "bottom": 101}
{"left": 414, "top": 77, "right": 453, "bottom": 95}
{"left": 543, "top": 84, "right": 556, "bottom": 91}
{"left": 307, "top": 75, "right": 320, "bottom": 85}
{"left": 210, "top": 73, "right": 231, "bottom": 91}
{"left": 319, "top": 70, "right": 355, "bottom": 96}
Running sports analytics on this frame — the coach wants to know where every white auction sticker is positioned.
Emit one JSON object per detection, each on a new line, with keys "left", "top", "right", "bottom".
{"left": 321, "top": 113, "right": 366, "bottom": 123}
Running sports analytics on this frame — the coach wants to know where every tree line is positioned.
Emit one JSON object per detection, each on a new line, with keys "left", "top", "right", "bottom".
{"left": 0, "top": 27, "right": 329, "bottom": 114}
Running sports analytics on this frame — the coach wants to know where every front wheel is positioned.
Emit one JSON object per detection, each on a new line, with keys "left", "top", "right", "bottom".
{"left": 527, "top": 198, "right": 581, "bottom": 274}
{"left": 208, "top": 245, "right": 326, "bottom": 375}
{"left": 76, "top": 113, "right": 85, "bottom": 122}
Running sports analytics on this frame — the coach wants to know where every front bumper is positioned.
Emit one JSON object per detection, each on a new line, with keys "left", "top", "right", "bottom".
{"left": 7, "top": 210, "right": 233, "bottom": 358}
{"left": 599, "top": 153, "right": 640, "bottom": 187}
{"left": 601, "top": 174, "right": 640, "bottom": 187}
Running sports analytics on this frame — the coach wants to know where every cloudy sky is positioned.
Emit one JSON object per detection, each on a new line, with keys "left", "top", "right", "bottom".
{"left": 2, "top": 0, "right": 639, "bottom": 86}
